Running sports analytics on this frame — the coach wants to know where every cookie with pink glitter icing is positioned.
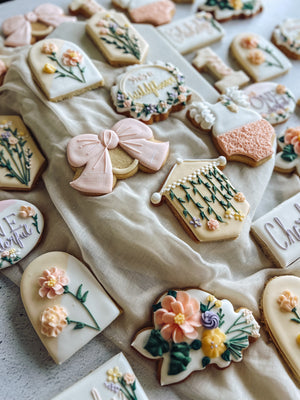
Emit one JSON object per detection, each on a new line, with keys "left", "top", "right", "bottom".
{"left": 187, "top": 87, "right": 275, "bottom": 167}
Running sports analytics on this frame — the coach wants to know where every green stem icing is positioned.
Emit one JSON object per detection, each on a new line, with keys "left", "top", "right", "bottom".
{"left": 257, "top": 44, "right": 284, "bottom": 69}
{"left": 49, "top": 52, "right": 86, "bottom": 83}
{"left": 118, "top": 378, "right": 137, "bottom": 400}
{"left": 31, "top": 214, "right": 40, "bottom": 234}
{"left": 0, "top": 254, "right": 21, "bottom": 268}
{"left": 190, "top": 179, "right": 224, "bottom": 222}
{"left": 225, "top": 313, "right": 244, "bottom": 334}
{"left": 291, "top": 307, "right": 300, "bottom": 323}
{"left": 169, "top": 189, "right": 194, "bottom": 220}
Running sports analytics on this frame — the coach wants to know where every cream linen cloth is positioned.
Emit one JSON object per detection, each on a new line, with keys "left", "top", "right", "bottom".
{"left": 1, "top": 29, "right": 300, "bottom": 400}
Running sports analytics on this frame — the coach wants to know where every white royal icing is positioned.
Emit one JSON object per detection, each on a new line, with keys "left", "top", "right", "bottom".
{"left": 198, "top": 0, "right": 262, "bottom": 20}
{"left": 273, "top": 19, "right": 300, "bottom": 56}
{"left": 188, "top": 101, "right": 216, "bottom": 130}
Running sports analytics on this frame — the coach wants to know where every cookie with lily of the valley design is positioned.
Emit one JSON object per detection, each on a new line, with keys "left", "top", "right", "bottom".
{"left": 132, "top": 288, "right": 260, "bottom": 385}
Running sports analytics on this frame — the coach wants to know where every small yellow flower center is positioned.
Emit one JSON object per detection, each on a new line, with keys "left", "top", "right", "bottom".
{"left": 174, "top": 313, "right": 185, "bottom": 325}
{"left": 47, "top": 278, "right": 57, "bottom": 288}
{"left": 69, "top": 52, "right": 76, "bottom": 57}
{"left": 9, "top": 248, "right": 16, "bottom": 255}
{"left": 297, "top": 134, "right": 300, "bottom": 142}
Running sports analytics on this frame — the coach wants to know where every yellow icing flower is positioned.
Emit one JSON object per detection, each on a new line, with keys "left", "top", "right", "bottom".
{"left": 107, "top": 366, "right": 122, "bottom": 383}
{"left": 215, "top": 300, "right": 222, "bottom": 308}
{"left": 207, "top": 295, "right": 215, "bottom": 303}
{"left": 234, "top": 212, "right": 245, "bottom": 221}
{"left": 43, "top": 63, "right": 56, "bottom": 74}
{"left": 202, "top": 328, "right": 226, "bottom": 358}
{"left": 229, "top": 0, "right": 243, "bottom": 10}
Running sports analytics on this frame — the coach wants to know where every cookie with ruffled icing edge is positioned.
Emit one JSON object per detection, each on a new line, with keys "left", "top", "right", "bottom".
{"left": 132, "top": 287, "right": 260, "bottom": 386}
{"left": 272, "top": 19, "right": 300, "bottom": 60}
{"left": 197, "top": 0, "right": 263, "bottom": 22}
{"left": 274, "top": 127, "right": 300, "bottom": 176}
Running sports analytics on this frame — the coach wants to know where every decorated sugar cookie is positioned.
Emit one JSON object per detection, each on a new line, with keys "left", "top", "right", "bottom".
{"left": 187, "top": 87, "right": 275, "bottom": 167}
{"left": 111, "top": 62, "right": 191, "bottom": 124}
{"left": 157, "top": 12, "right": 224, "bottom": 55}
{"left": 111, "top": 0, "right": 175, "bottom": 26}
{"left": 231, "top": 33, "right": 291, "bottom": 82}
{"left": 86, "top": 10, "right": 149, "bottom": 66}
{"left": 0, "top": 199, "right": 44, "bottom": 269}
{"left": 197, "top": 0, "right": 263, "bottom": 22}
{"left": 28, "top": 38, "right": 104, "bottom": 102}
{"left": 21, "top": 252, "right": 121, "bottom": 364}
{"left": 2, "top": 4, "right": 76, "bottom": 47}
{"left": 244, "top": 82, "right": 296, "bottom": 126}
{"left": 67, "top": 118, "right": 169, "bottom": 195}
{"left": 272, "top": 19, "right": 300, "bottom": 60}
{"left": 151, "top": 157, "right": 250, "bottom": 242}
{"left": 51, "top": 352, "right": 149, "bottom": 400}
{"left": 0, "top": 116, "right": 46, "bottom": 190}
{"left": 251, "top": 193, "right": 300, "bottom": 268}
{"left": 132, "top": 288, "right": 260, "bottom": 386}
{"left": 0, "top": 60, "right": 8, "bottom": 86}
{"left": 275, "top": 127, "right": 300, "bottom": 176}
{"left": 192, "top": 47, "right": 249, "bottom": 93}
{"left": 262, "top": 275, "right": 300, "bottom": 383}
{"left": 69, "top": 0, "right": 104, "bottom": 18}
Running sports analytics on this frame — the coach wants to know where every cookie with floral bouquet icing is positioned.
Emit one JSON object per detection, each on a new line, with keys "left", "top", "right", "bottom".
{"left": 28, "top": 38, "right": 104, "bottom": 102}
{"left": 197, "top": 0, "right": 263, "bottom": 22}
{"left": 0, "top": 199, "right": 44, "bottom": 269}
{"left": 275, "top": 127, "right": 300, "bottom": 176}
{"left": 187, "top": 87, "right": 275, "bottom": 167}
{"left": 20, "top": 252, "right": 121, "bottom": 364}
{"left": 272, "top": 19, "right": 300, "bottom": 60}
{"left": 86, "top": 10, "right": 149, "bottom": 66}
{"left": 231, "top": 33, "right": 291, "bottom": 82}
{"left": 67, "top": 118, "right": 169, "bottom": 195}
{"left": 111, "top": 61, "right": 191, "bottom": 124}
{"left": 244, "top": 82, "right": 296, "bottom": 126}
{"left": 150, "top": 156, "right": 250, "bottom": 242}
{"left": 51, "top": 352, "right": 149, "bottom": 400}
{"left": 111, "top": 0, "right": 175, "bottom": 26}
{"left": 69, "top": 0, "right": 104, "bottom": 18}
{"left": 262, "top": 275, "right": 300, "bottom": 383}
{"left": 132, "top": 288, "right": 260, "bottom": 385}
{"left": 0, "top": 116, "right": 46, "bottom": 191}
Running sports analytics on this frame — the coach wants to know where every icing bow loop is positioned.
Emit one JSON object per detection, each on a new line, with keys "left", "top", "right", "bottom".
{"left": 2, "top": 4, "right": 77, "bottom": 47}
{"left": 67, "top": 119, "right": 169, "bottom": 195}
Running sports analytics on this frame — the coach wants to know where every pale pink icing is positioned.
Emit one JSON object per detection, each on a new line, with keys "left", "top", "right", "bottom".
{"left": 38, "top": 267, "right": 70, "bottom": 299}
{"left": 154, "top": 291, "right": 201, "bottom": 343}
{"left": 62, "top": 49, "right": 83, "bottom": 66}
{"left": 0, "top": 60, "right": 7, "bottom": 77}
{"left": 129, "top": 0, "right": 175, "bottom": 26}
{"left": 19, "top": 205, "right": 35, "bottom": 218}
{"left": 0, "top": 199, "right": 16, "bottom": 213}
{"left": 67, "top": 119, "right": 169, "bottom": 195}
{"left": 284, "top": 127, "right": 300, "bottom": 155}
{"left": 207, "top": 219, "right": 219, "bottom": 230}
{"left": 40, "top": 305, "right": 68, "bottom": 337}
{"left": 277, "top": 290, "right": 298, "bottom": 312}
{"left": 216, "top": 119, "right": 274, "bottom": 162}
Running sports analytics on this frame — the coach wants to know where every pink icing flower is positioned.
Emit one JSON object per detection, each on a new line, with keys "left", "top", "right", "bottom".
{"left": 19, "top": 205, "right": 35, "bottom": 218}
{"left": 261, "top": 113, "right": 268, "bottom": 118}
{"left": 42, "top": 42, "right": 58, "bottom": 55}
{"left": 1, "top": 250, "right": 9, "bottom": 258}
{"left": 123, "top": 373, "right": 135, "bottom": 385}
{"left": 204, "top": 12, "right": 213, "bottom": 20}
{"left": 240, "top": 36, "right": 259, "bottom": 49}
{"left": 234, "top": 192, "right": 245, "bottom": 202}
{"left": 207, "top": 219, "right": 219, "bottom": 231}
{"left": 99, "top": 27, "right": 109, "bottom": 35}
{"left": 40, "top": 306, "right": 68, "bottom": 337}
{"left": 124, "top": 99, "right": 132, "bottom": 107}
{"left": 8, "top": 136, "right": 18, "bottom": 145}
{"left": 154, "top": 291, "right": 201, "bottom": 343}
{"left": 247, "top": 49, "right": 265, "bottom": 65}
{"left": 277, "top": 290, "right": 298, "bottom": 312}
{"left": 276, "top": 84, "right": 286, "bottom": 95}
{"left": 276, "top": 109, "right": 285, "bottom": 115}
{"left": 179, "top": 86, "right": 186, "bottom": 93}
{"left": 38, "top": 267, "right": 69, "bottom": 299}
{"left": 0, "top": 60, "right": 7, "bottom": 77}
{"left": 62, "top": 49, "right": 83, "bottom": 66}
{"left": 284, "top": 127, "right": 300, "bottom": 155}
{"left": 178, "top": 94, "right": 186, "bottom": 103}
{"left": 96, "top": 19, "right": 108, "bottom": 27}
{"left": 116, "top": 28, "right": 125, "bottom": 35}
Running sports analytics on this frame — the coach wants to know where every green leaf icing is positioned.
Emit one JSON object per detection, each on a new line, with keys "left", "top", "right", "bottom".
{"left": 190, "top": 339, "right": 202, "bottom": 350}
{"left": 202, "top": 356, "right": 211, "bottom": 367}
{"left": 168, "top": 342, "right": 191, "bottom": 375}
{"left": 168, "top": 290, "right": 177, "bottom": 298}
{"left": 144, "top": 329, "right": 169, "bottom": 357}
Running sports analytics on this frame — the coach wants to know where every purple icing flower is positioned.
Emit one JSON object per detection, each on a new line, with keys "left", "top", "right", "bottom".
{"left": 177, "top": 74, "right": 184, "bottom": 83}
{"left": 109, "top": 22, "right": 118, "bottom": 30}
{"left": 1, "top": 131, "right": 11, "bottom": 139}
{"left": 145, "top": 104, "right": 156, "bottom": 114}
{"left": 117, "top": 93, "right": 125, "bottom": 101}
{"left": 190, "top": 217, "right": 202, "bottom": 228}
{"left": 201, "top": 311, "right": 219, "bottom": 329}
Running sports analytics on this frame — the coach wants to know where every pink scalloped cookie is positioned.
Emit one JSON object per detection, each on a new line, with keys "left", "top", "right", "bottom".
{"left": 187, "top": 87, "right": 275, "bottom": 167}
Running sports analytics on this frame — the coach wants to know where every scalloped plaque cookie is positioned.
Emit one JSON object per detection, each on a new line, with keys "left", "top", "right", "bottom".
{"left": 187, "top": 87, "right": 275, "bottom": 166}
{"left": 69, "top": 0, "right": 104, "bottom": 18}
{"left": 244, "top": 82, "right": 296, "bottom": 126}
{"left": 272, "top": 19, "right": 300, "bottom": 60}
{"left": 0, "top": 116, "right": 46, "bottom": 190}
{"left": 251, "top": 193, "right": 300, "bottom": 268}
{"left": 231, "top": 33, "right": 291, "bottom": 82}
{"left": 197, "top": 0, "right": 263, "bottom": 22}
{"left": 0, "top": 199, "right": 44, "bottom": 269}
{"left": 151, "top": 157, "right": 250, "bottom": 242}
{"left": 275, "top": 127, "right": 300, "bottom": 176}
{"left": 28, "top": 38, "right": 104, "bottom": 102}
{"left": 132, "top": 288, "right": 260, "bottom": 385}
{"left": 111, "top": 62, "right": 191, "bottom": 124}
{"left": 86, "top": 10, "right": 149, "bottom": 66}
{"left": 52, "top": 352, "right": 149, "bottom": 400}
{"left": 21, "top": 252, "right": 121, "bottom": 364}
{"left": 262, "top": 275, "right": 300, "bottom": 383}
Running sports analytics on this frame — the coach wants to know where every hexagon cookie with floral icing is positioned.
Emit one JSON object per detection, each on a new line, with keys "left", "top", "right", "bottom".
{"left": 275, "top": 127, "right": 300, "bottom": 176}
{"left": 151, "top": 157, "right": 250, "bottom": 242}
{"left": 132, "top": 288, "right": 260, "bottom": 385}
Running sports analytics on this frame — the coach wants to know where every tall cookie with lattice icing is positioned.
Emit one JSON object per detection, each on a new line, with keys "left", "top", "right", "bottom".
{"left": 151, "top": 157, "right": 250, "bottom": 242}
{"left": 187, "top": 87, "right": 275, "bottom": 167}
{"left": 262, "top": 275, "right": 300, "bottom": 383}
{"left": 272, "top": 19, "right": 300, "bottom": 60}
{"left": 132, "top": 288, "right": 260, "bottom": 385}
{"left": 275, "top": 127, "right": 300, "bottom": 176}
{"left": 197, "top": 0, "right": 263, "bottom": 22}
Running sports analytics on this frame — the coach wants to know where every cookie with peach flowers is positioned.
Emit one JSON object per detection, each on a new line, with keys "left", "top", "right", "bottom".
{"left": 231, "top": 33, "right": 291, "bottom": 82}
{"left": 197, "top": 0, "right": 263, "bottom": 22}
{"left": 150, "top": 156, "right": 250, "bottom": 242}
{"left": 132, "top": 288, "right": 260, "bottom": 385}
{"left": 272, "top": 19, "right": 300, "bottom": 60}
{"left": 275, "top": 127, "right": 300, "bottom": 176}
{"left": 20, "top": 252, "right": 121, "bottom": 364}
{"left": 261, "top": 275, "right": 300, "bottom": 383}
{"left": 28, "top": 38, "right": 104, "bottom": 102}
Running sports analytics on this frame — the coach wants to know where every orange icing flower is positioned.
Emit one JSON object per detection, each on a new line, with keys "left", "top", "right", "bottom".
{"left": 123, "top": 373, "right": 135, "bottom": 385}
{"left": 178, "top": 94, "right": 186, "bottom": 103}
{"left": 155, "top": 291, "right": 201, "bottom": 343}
{"left": 229, "top": 0, "right": 243, "bottom": 10}
{"left": 99, "top": 27, "right": 109, "bottom": 35}
{"left": 277, "top": 290, "right": 298, "bottom": 312}
{"left": 19, "top": 205, "right": 35, "bottom": 218}
{"left": 43, "top": 63, "right": 56, "bottom": 74}
{"left": 284, "top": 127, "right": 300, "bottom": 155}
{"left": 202, "top": 328, "right": 226, "bottom": 358}
{"left": 40, "top": 306, "right": 68, "bottom": 337}
{"left": 42, "top": 42, "right": 58, "bottom": 54}
{"left": 8, "top": 136, "right": 18, "bottom": 145}
{"left": 38, "top": 267, "right": 69, "bottom": 299}
{"left": 247, "top": 50, "right": 265, "bottom": 65}
{"left": 276, "top": 84, "right": 286, "bottom": 95}
{"left": 207, "top": 219, "right": 219, "bottom": 231}
{"left": 234, "top": 192, "right": 245, "bottom": 202}
{"left": 96, "top": 19, "right": 108, "bottom": 27}
{"left": 240, "top": 36, "right": 259, "bottom": 49}
{"left": 62, "top": 49, "right": 83, "bottom": 66}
